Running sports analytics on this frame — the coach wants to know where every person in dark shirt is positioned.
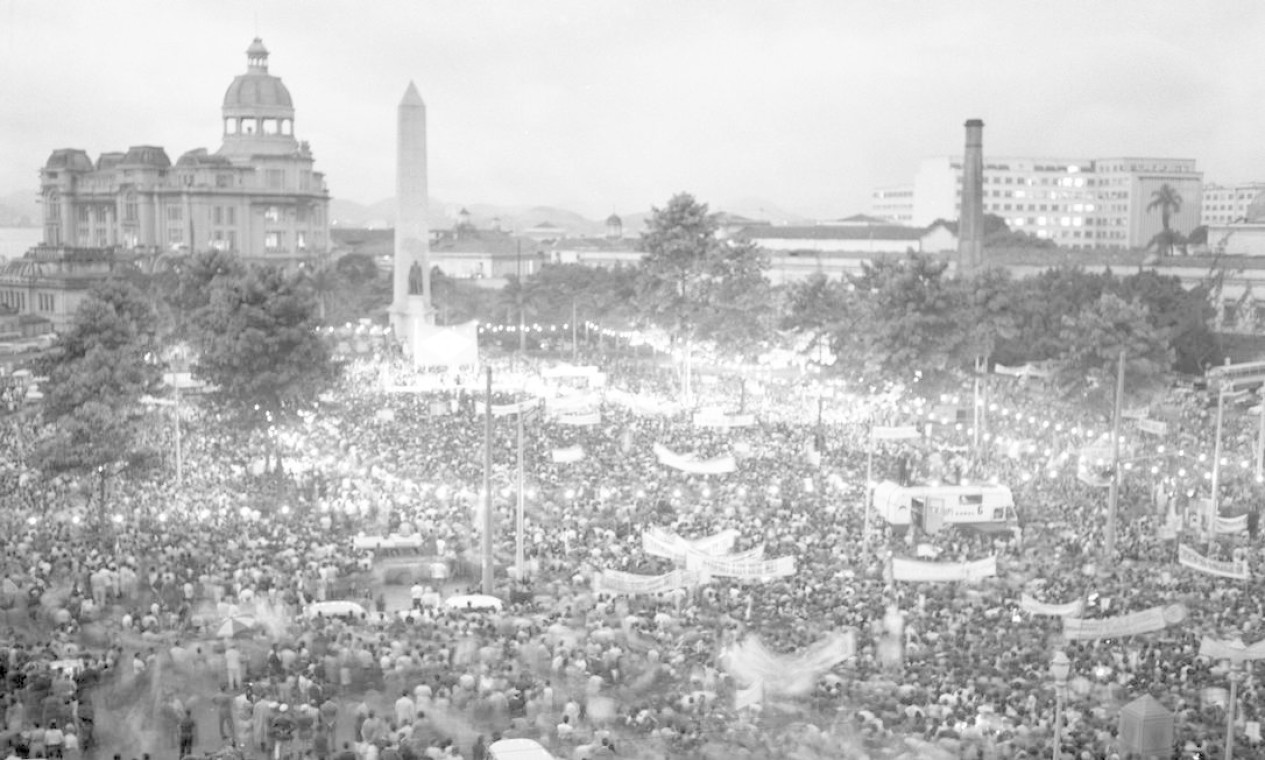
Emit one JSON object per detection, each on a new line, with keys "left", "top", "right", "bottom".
{"left": 334, "top": 742, "right": 357, "bottom": 760}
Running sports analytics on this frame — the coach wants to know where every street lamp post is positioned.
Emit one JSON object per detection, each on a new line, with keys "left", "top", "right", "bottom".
{"left": 1226, "top": 660, "right": 1242, "bottom": 760}
{"left": 1050, "top": 650, "right": 1071, "bottom": 760}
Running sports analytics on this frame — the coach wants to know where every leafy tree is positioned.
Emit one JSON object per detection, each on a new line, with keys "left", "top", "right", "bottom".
{"left": 780, "top": 273, "right": 860, "bottom": 363}
{"left": 634, "top": 193, "right": 772, "bottom": 374}
{"left": 335, "top": 253, "right": 380, "bottom": 285}
{"left": 849, "top": 253, "right": 963, "bottom": 377}
{"left": 950, "top": 267, "right": 1021, "bottom": 367}
{"left": 998, "top": 267, "right": 1113, "bottom": 364}
{"left": 1147, "top": 183, "right": 1184, "bottom": 257}
{"left": 191, "top": 266, "right": 343, "bottom": 468}
{"left": 165, "top": 250, "right": 247, "bottom": 342}
{"left": 32, "top": 279, "right": 163, "bottom": 509}
{"left": 297, "top": 263, "right": 339, "bottom": 323}
{"left": 1115, "top": 270, "right": 1221, "bottom": 373}
{"left": 1057, "top": 292, "right": 1174, "bottom": 405}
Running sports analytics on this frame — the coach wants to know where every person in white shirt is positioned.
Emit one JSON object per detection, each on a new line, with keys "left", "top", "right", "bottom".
{"left": 394, "top": 691, "right": 415, "bottom": 728}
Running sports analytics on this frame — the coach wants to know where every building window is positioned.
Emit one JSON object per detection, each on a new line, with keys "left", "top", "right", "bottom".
{"left": 168, "top": 227, "right": 184, "bottom": 246}
{"left": 267, "top": 169, "right": 285, "bottom": 189}
{"left": 217, "top": 174, "right": 233, "bottom": 188}
{"left": 77, "top": 206, "right": 90, "bottom": 222}
{"left": 225, "top": 118, "right": 238, "bottom": 135}
{"left": 297, "top": 231, "right": 307, "bottom": 249}
{"left": 227, "top": 206, "right": 236, "bottom": 225}
{"left": 227, "top": 230, "right": 237, "bottom": 250}
{"left": 167, "top": 205, "right": 183, "bottom": 222}
{"left": 37, "top": 294, "right": 54, "bottom": 312}
{"left": 262, "top": 118, "right": 278, "bottom": 135}
{"left": 124, "top": 198, "right": 138, "bottom": 222}
{"left": 213, "top": 206, "right": 223, "bottom": 225}
{"left": 265, "top": 232, "right": 283, "bottom": 250}
{"left": 296, "top": 206, "right": 307, "bottom": 223}
{"left": 281, "top": 119, "right": 292, "bottom": 136}
{"left": 265, "top": 206, "right": 280, "bottom": 222}
{"left": 242, "top": 119, "right": 257, "bottom": 135}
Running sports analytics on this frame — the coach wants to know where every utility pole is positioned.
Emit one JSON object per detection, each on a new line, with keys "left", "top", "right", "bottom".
{"left": 516, "top": 389, "right": 526, "bottom": 581}
{"left": 571, "top": 299, "right": 578, "bottom": 362}
{"left": 1104, "top": 349, "right": 1125, "bottom": 567}
{"left": 517, "top": 241, "right": 526, "bottom": 355}
{"left": 482, "top": 367, "right": 494, "bottom": 596}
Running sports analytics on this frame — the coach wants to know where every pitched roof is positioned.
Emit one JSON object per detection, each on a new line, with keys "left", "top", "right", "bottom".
{"left": 739, "top": 225, "right": 930, "bottom": 241}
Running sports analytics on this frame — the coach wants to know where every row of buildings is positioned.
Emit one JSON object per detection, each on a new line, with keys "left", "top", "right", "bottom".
{"left": 869, "top": 156, "right": 1265, "bottom": 252}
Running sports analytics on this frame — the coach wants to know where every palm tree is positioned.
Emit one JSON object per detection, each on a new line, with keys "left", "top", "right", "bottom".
{"left": 1146, "top": 184, "right": 1184, "bottom": 257}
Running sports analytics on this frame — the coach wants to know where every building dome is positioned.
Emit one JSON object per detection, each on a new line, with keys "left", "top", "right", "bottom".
{"left": 606, "top": 213, "right": 622, "bottom": 226}
{"left": 44, "top": 149, "right": 94, "bottom": 173}
{"left": 222, "top": 38, "right": 293, "bottom": 113}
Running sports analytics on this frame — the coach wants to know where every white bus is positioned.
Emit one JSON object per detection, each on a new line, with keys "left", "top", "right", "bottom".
{"left": 488, "top": 739, "right": 555, "bottom": 760}
{"left": 872, "top": 481, "right": 1017, "bottom": 534}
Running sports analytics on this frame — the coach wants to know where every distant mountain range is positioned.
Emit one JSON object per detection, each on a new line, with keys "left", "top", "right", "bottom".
{"left": 0, "top": 190, "right": 40, "bottom": 227}
{"left": 330, "top": 196, "right": 812, "bottom": 235}
{"left": 1, "top": 186, "right": 814, "bottom": 235}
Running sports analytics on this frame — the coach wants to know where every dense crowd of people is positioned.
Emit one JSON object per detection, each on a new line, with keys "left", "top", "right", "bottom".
{"left": 2, "top": 343, "right": 1265, "bottom": 760}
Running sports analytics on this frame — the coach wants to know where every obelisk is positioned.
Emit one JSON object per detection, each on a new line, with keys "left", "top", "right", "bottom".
{"left": 957, "top": 118, "right": 985, "bottom": 275}
{"left": 391, "top": 81, "right": 432, "bottom": 342}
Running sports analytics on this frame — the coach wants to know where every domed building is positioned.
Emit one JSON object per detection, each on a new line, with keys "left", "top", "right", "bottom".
{"left": 25, "top": 39, "right": 331, "bottom": 324}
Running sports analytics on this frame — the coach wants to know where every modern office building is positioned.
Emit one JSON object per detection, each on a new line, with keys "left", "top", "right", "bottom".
{"left": 873, "top": 155, "right": 1203, "bottom": 250}
{"left": 37, "top": 38, "right": 331, "bottom": 268}
{"left": 1202, "top": 183, "right": 1265, "bottom": 226}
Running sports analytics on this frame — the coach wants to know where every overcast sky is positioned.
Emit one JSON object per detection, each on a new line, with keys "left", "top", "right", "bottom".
{"left": 2, "top": 0, "right": 1263, "bottom": 220}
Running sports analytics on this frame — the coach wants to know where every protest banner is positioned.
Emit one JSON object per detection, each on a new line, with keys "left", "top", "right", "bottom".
{"left": 1137, "top": 419, "right": 1168, "bottom": 436}
{"left": 1199, "top": 636, "right": 1265, "bottom": 663}
{"left": 1178, "top": 544, "right": 1249, "bottom": 580}
{"left": 592, "top": 568, "right": 699, "bottom": 595}
{"left": 557, "top": 411, "right": 601, "bottom": 426}
{"left": 687, "top": 553, "right": 794, "bottom": 579}
{"left": 725, "top": 631, "right": 855, "bottom": 699}
{"left": 1122, "top": 406, "right": 1150, "bottom": 420}
{"left": 693, "top": 411, "right": 758, "bottom": 428}
{"left": 541, "top": 364, "right": 601, "bottom": 380}
{"left": 1215, "top": 515, "right": 1248, "bottom": 535}
{"left": 993, "top": 362, "right": 1053, "bottom": 379}
{"left": 545, "top": 393, "right": 602, "bottom": 414}
{"left": 872, "top": 426, "right": 921, "bottom": 441}
{"left": 1019, "top": 593, "right": 1084, "bottom": 618}
{"left": 1062, "top": 604, "right": 1187, "bottom": 640}
{"left": 642, "top": 527, "right": 743, "bottom": 561}
{"left": 474, "top": 398, "right": 540, "bottom": 417}
{"left": 891, "top": 555, "right": 997, "bottom": 583}
{"left": 653, "top": 443, "right": 738, "bottom": 475}
{"left": 550, "top": 446, "right": 585, "bottom": 464}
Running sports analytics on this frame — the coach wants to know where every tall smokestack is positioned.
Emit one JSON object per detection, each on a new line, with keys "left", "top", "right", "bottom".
{"left": 958, "top": 118, "right": 985, "bottom": 274}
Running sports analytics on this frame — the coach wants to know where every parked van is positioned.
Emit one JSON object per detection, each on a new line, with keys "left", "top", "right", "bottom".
{"left": 488, "top": 738, "right": 555, "bottom": 760}
{"left": 872, "top": 481, "right": 1016, "bottom": 534}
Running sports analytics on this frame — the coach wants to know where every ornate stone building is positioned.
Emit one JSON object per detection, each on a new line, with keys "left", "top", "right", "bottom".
{"left": 37, "top": 38, "right": 331, "bottom": 268}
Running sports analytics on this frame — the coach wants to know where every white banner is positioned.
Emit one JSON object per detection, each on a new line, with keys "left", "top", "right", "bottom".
{"left": 551, "top": 445, "right": 585, "bottom": 464}
{"left": 1062, "top": 604, "right": 1187, "bottom": 640}
{"left": 1216, "top": 515, "right": 1248, "bottom": 535}
{"left": 1122, "top": 406, "right": 1150, "bottom": 420}
{"left": 352, "top": 534, "right": 424, "bottom": 551}
{"left": 1137, "top": 419, "right": 1168, "bottom": 436}
{"left": 725, "top": 631, "right": 855, "bottom": 698}
{"left": 592, "top": 568, "right": 700, "bottom": 595}
{"left": 1019, "top": 593, "right": 1084, "bottom": 617}
{"left": 1179, "top": 544, "right": 1249, "bottom": 580}
{"left": 475, "top": 398, "right": 539, "bottom": 417}
{"left": 693, "top": 411, "right": 758, "bottom": 428}
{"left": 546, "top": 393, "right": 601, "bottom": 415}
{"left": 872, "top": 425, "right": 921, "bottom": 441}
{"left": 687, "top": 553, "right": 794, "bottom": 579}
{"left": 642, "top": 527, "right": 742, "bottom": 561}
{"left": 993, "top": 362, "right": 1053, "bottom": 379}
{"left": 653, "top": 443, "right": 737, "bottom": 475}
{"left": 606, "top": 388, "right": 678, "bottom": 416}
{"left": 1199, "top": 637, "right": 1265, "bottom": 663}
{"left": 542, "top": 364, "right": 601, "bottom": 379}
{"left": 891, "top": 555, "right": 997, "bottom": 583}
{"left": 557, "top": 411, "right": 601, "bottom": 426}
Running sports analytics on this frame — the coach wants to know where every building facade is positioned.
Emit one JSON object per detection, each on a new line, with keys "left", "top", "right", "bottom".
{"left": 38, "top": 39, "right": 331, "bottom": 269}
{"left": 876, "top": 155, "right": 1203, "bottom": 250}
{"left": 1202, "top": 183, "right": 1265, "bottom": 226}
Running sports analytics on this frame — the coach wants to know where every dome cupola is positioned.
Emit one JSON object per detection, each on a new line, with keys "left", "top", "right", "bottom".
{"left": 219, "top": 38, "right": 298, "bottom": 156}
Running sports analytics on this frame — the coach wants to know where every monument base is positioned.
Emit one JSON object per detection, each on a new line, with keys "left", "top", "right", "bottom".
{"left": 391, "top": 294, "right": 433, "bottom": 352}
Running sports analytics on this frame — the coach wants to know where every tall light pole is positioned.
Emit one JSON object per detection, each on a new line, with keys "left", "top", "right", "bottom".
{"left": 482, "top": 366, "right": 494, "bottom": 596}
{"left": 1050, "top": 650, "right": 1070, "bottom": 760}
{"left": 1104, "top": 349, "right": 1125, "bottom": 567}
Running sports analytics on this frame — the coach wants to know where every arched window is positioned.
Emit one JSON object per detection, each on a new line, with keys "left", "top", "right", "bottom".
{"left": 262, "top": 119, "right": 277, "bottom": 135}
{"left": 242, "top": 119, "right": 257, "bottom": 135}
{"left": 225, "top": 118, "right": 238, "bottom": 135}
{"left": 280, "top": 119, "right": 292, "bottom": 136}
